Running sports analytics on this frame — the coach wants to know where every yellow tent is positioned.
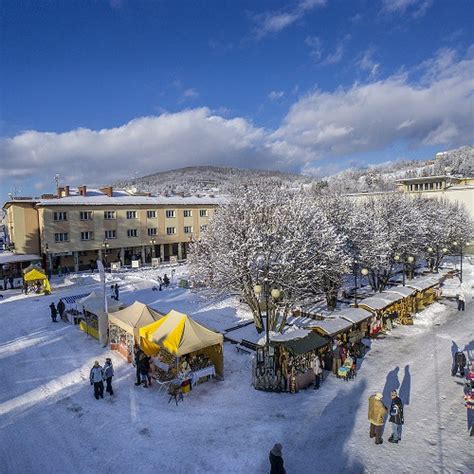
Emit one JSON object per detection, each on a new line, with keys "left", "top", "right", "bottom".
{"left": 140, "top": 310, "right": 224, "bottom": 376}
{"left": 108, "top": 301, "right": 164, "bottom": 339}
{"left": 23, "top": 266, "right": 51, "bottom": 294}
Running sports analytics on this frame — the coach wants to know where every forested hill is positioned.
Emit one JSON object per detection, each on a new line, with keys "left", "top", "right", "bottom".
{"left": 113, "top": 146, "right": 473, "bottom": 195}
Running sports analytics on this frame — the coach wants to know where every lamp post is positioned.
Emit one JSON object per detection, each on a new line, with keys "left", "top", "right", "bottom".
{"left": 452, "top": 240, "right": 470, "bottom": 283}
{"left": 102, "top": 239, "right": 109, "bottom": 268}
{"left": 253, "top": 277, "right": 282, "bottom": 347}
{"left": 44, "top": 243, "right": 52, "bottom": 278}
{"left": 354, "top": 261, "right": 369, "bottom": 307}
{"left": 150, "top": 237, "right": 156, "bottom": 260}
{"left": 394, "top": 254, "right": 414, "bottom": 286}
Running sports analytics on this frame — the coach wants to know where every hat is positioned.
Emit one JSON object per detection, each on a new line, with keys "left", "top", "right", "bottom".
{"left": 93, "top": 360, "right": 99, "bottom": 366}
{"left": 271, "top": 443, "right": 283, "bottom": 457}
{"left": 391, "top": 389, "right": 398, "bottom": 396}
{"left": 374, "top": 392, "right": 383, "bottom": 400}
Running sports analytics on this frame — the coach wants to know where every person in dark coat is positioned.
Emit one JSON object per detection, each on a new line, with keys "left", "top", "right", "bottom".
{"left": 9, "top": 277, "right": 14, "bottom": 289}
{"left": 49, "top": 302, "right": 58, "bottom": 322}
{"left": 103, "top": 358, "right": 114, "bottom": 395}
{"left": 114, "top": 284, "right": 119, "bottom": 301}
{"left": 269, "top": 443, "right": 286, "bottom": 474}
{"left": 163, "top": 274, "right": 170, "bottom": 288}
{"left": 388, "top": 389, "right": 404, "bottom": 443}
{"left": 57, "top": 299, "right": 66, "bottom": 320}
{"left": 139, "top": 355, "right": 151, "bottom": 388}
{"left": 133, "top": 346, "right": 143, "bottom": 386}
{"left": 89, "top": 361, "right": 104, "bottom": 399}
{"left": 452, "top": 351, "right": 467, "bottom": 377}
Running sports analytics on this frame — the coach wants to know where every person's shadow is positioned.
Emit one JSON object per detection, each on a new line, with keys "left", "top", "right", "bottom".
{"left": 463, "top": 340, "right": 474, "bottom": 364}
{"left": 399, "top": 364, "right": 411, "bottom": 406}
{"left": 383, "top": 366, "right": 400, "bottom": 407}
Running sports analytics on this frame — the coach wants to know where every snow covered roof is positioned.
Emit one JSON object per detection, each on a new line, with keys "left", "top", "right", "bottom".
{"left": 406, "top": 276, "right": 440, "bottom": 291}
{"left": 269, "top": 330, "right": 329, "bottom": 355}
{"left": 385, "top": 286, "right": 416, "bottom": 297}
{"left": 309, "top": 317, "right": 353, "bottom": 336}
{"left": 339, "top": 307, "right": 373, "bottom": 324}
{"left": 357, "top": 291, "right": 404, "bottom": 310}
{"left": 0, "top": 253, "right": 42, "bottom": 265}
{"left": 33, "top": 189, "right": 224, "bottom": 206}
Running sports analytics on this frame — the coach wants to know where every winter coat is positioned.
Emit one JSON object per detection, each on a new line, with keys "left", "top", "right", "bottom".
{"left": 90, "top": 366, "right": 104, "bottom": 383}
{"left": 389, "top": 397, "right": 404, "bottom": 425}
{"left": 104, "top": 363, "right": 114, "bottom": 379}
{"left": 455, "top": 352, "right": 466, "bottom": 367}
{"left": 269, "top": 452, "right": 286, "bottom": 474}
{"left": 57, "top": 300, "right": 65, "bottom": 315}
{"left": 368, "top": 396, "right": 387, "bottom": 426}
{"left": 134, "top": 349, "right": 143, "bottom": 366}
{"left": 311, "top": 356, "right": 323, "bottom": 375}
{"left": 49, "top": 304, "right": 57, "bottom": 317}
{"left": 139, "top": 356, "right": 150, "bottom": 375}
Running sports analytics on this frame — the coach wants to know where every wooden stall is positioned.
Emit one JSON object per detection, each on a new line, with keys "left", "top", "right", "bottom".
{"left": 406, "top": 276, "right": 440, "bottom": 311}
{"left": 384, "top": 286, "right": 417, "bottom": 324}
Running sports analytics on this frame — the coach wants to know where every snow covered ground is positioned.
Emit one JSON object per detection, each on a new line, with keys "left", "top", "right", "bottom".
{"left": 0, "top": 263, "right": 473, "bottom": 473}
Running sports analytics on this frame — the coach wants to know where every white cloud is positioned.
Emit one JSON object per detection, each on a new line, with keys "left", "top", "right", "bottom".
{"left": 253, "top": 0, "right": 326, "bottom": 38}
{"left": 268, "top": 90, "right": 285, "bottom": 101}
{"left": 305, "top": 36, "right": 322, "bottom": 61}
{"left": 322, "top": 35, "right": 351, "bottom": 65}
{"left": 381, "top": 0, "right": 433, "bottom": 18}
{"left": 274, "top": 48, "right": 474, "bottom": 157}
{"left": 357, "top": 49, "right": 380, "bottom": 78}
{"left": 180, "top": 88, "right": 199, "bottom": 102}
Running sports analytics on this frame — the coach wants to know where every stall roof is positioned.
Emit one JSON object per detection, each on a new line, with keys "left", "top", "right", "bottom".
{"left": 406, "top": 276, "right": 440, "bottom": 291}
{"left": 0, "top": 253, "right": 42, "bottom": 265}
{"left": 270, "top": 331, "right": 329, "bottom": 355}
{"left": 310, "top": 317, "right": 353, "bottom": 336}
{"left": 63, "top": 293, "right": 91, "bottom": 305}
{"left": 385, "top": 286, "right": 416, "bottom": 298}
{"left": 78, "top": 291, "right": 124, "bottom": 314}
{"left": 339, "top": 307, "right": 373, "bottom": 324}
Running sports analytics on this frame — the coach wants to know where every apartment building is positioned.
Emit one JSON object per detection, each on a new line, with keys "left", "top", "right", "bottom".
{"left": 3, "top": 185, "right": 221, "bottom": 272}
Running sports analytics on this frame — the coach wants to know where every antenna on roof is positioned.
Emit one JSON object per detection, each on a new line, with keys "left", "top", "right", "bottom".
{"left": 54, "top": 174, "right": 60, "bottom": 188}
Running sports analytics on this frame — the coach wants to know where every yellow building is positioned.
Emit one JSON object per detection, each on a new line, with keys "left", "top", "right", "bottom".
{"left": 3, "top": 185, "right": 221, "bottom": 272}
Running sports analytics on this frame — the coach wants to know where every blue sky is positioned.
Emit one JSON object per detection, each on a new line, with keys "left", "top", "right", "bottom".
{"left": 1, "top": 0, "right": 473, "bottom": 197}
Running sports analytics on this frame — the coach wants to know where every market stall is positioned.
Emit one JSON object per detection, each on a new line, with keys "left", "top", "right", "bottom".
{"left": 384, "top": 285, "right": 417, "bottom": 324}
{"left": 406, "top": 276, "right": 440, "bottom": 311}
{"left": 23, "top": 265, "right": 51, "bottom": 295}
{"left": 108, "top": 301, "right": 164, "bottom": 362}
{"left": 356, "top": 292, "right": 406, "bottom": 335}
{"left": 253, "top": 328, "right": 330, "bottom": 393}
{"left": 139, "top": 310, "right": 224, "bottom": 386}
{"left": 77, "top": 292, "right": 125, "bottom": 344}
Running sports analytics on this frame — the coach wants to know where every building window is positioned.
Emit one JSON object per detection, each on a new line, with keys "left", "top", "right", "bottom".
{"left": 53, "top": 211, "right": 68, "bottom": 221}
{"left": 104, "top": 211, "right": 116, "bottom": 220}
{"left": 199, "top": 209, "right": 208, "bottom": 217}
{"left": 81, "top": 231, "right": 94, "bottom": 241}
{"left": 166, "top": 227, "right": 176, "bottom": 235}
{"left": 200, "top": 225, "right": 207, "bottom": 232}
{"left": 429, "top": 182, "right": 434, "bottom": 190}
{"left": 54, "top": 232, "right": 69, "bottom": 242}
{"left": 80, "top": 211, "right": 93, "bottom": 220}
{"left": 184, "top": 209, "right": 192, "bottom": 217}
{"left": 126, "top": 211, "right": 137, "bottom": 219}
{"left": 147, "top": 210, "right": 156, "bottom": 218}
{"left": 127, "top": 229, "right": 138, "bottom": 238}
{"left": 147, "top": 228, "right": 157, "bottom": 236}
{"left": 165, "top": 210, "right": 176, "bottom": 218}
{"left": 105, "top": 230, "right": 116, "bottom": 239}
{"left": 184, "top": 226, "right": 193, "bottom": 234}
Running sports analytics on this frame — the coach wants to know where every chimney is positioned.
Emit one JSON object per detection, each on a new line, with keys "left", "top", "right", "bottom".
{"left": 57, "top": 186, "right": 64, "bottom": 198}
{"left": 64, "top": 185, "right": 70, "bottom": 197}
{"left": 78, "top": 185, "right": 87, "bottom": 196}
{"left": 100, "top": 186, "right": 113, "bottom": 197}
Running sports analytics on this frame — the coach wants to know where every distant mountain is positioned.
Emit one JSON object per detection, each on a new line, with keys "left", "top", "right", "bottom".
{"left": 113, "top": 166, "right": 315, "bottom": 195}
{"left": 112, "top": 146, "right": 473, "bottom": 196}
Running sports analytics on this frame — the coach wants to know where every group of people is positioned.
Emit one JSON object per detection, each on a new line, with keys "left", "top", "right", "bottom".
{"left": 368, "top": 390, "right": 404, "bottom": 445}
{"left": 49, "top": 299, "right": 66, "bottom": 322}
{"left": 89, "top": 358, "right": 115, "bottom": 399}
{"left": 331, "top": 340, "right": 359, "bottom": 379}
{"left": 110, "top": 283, "right": 120, "bottom": 300}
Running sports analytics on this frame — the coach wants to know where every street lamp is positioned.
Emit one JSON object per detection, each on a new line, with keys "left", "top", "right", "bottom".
{"left": 102, "top": 239, "right": 110, "bottom": 267}
{"left": 394, "top": 254, "right": 414, "bottom": 286}
{"left": 150, "top": 237, "right": 156, "bottom": 259}
{"left": 452, "top": 240, "right": 470, "bottom": 283}
{"left": 253, "top": 277, "right": 282, "bottom": 347}
{"left": 354, "top": 263, "right": 369, "bottom": 307}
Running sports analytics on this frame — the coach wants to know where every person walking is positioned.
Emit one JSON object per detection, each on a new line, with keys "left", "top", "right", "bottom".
{"left": 57, "top": 299, "right": 66, "bottom": 321}
{"left": 452, "top": 351, "right": 467, "bottom": 377}
{"left": 114, "top": 284, "right": 119, "bottom": 301}
{"left": 388, "top": 389, "right": 404, "bottom": 443}
{"left": 49, "top": 302, "right": 58, "bottom": 322}
{"left": 311, "top": 354, "right": 323, "bottom": 390}
{"left": 103, "top": 358, "right": 114, "bottom": 396}
{"left": 458, "top": 292, "right": 466, "bottom": 311}
{"left": 368, "top": 392, "right": 388, "bottom": 445}
{"left": 269, "top": 443, "right": 286, "bottom": 474}
{"left": 133, "top": 346, "right": 143, "bottom": 386}
{"left": 89, "top": 361, "right": 105, "bottom": 400}
{"left": 139, "top": 355, "right": 151, "bottom": 388}
{"left": 163, "top": 274, "right": 170, "bottom": 288}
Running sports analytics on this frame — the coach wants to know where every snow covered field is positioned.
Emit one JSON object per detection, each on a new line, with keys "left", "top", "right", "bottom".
{"left": 0, "top": 264, "right": 473, "bottom": 473}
